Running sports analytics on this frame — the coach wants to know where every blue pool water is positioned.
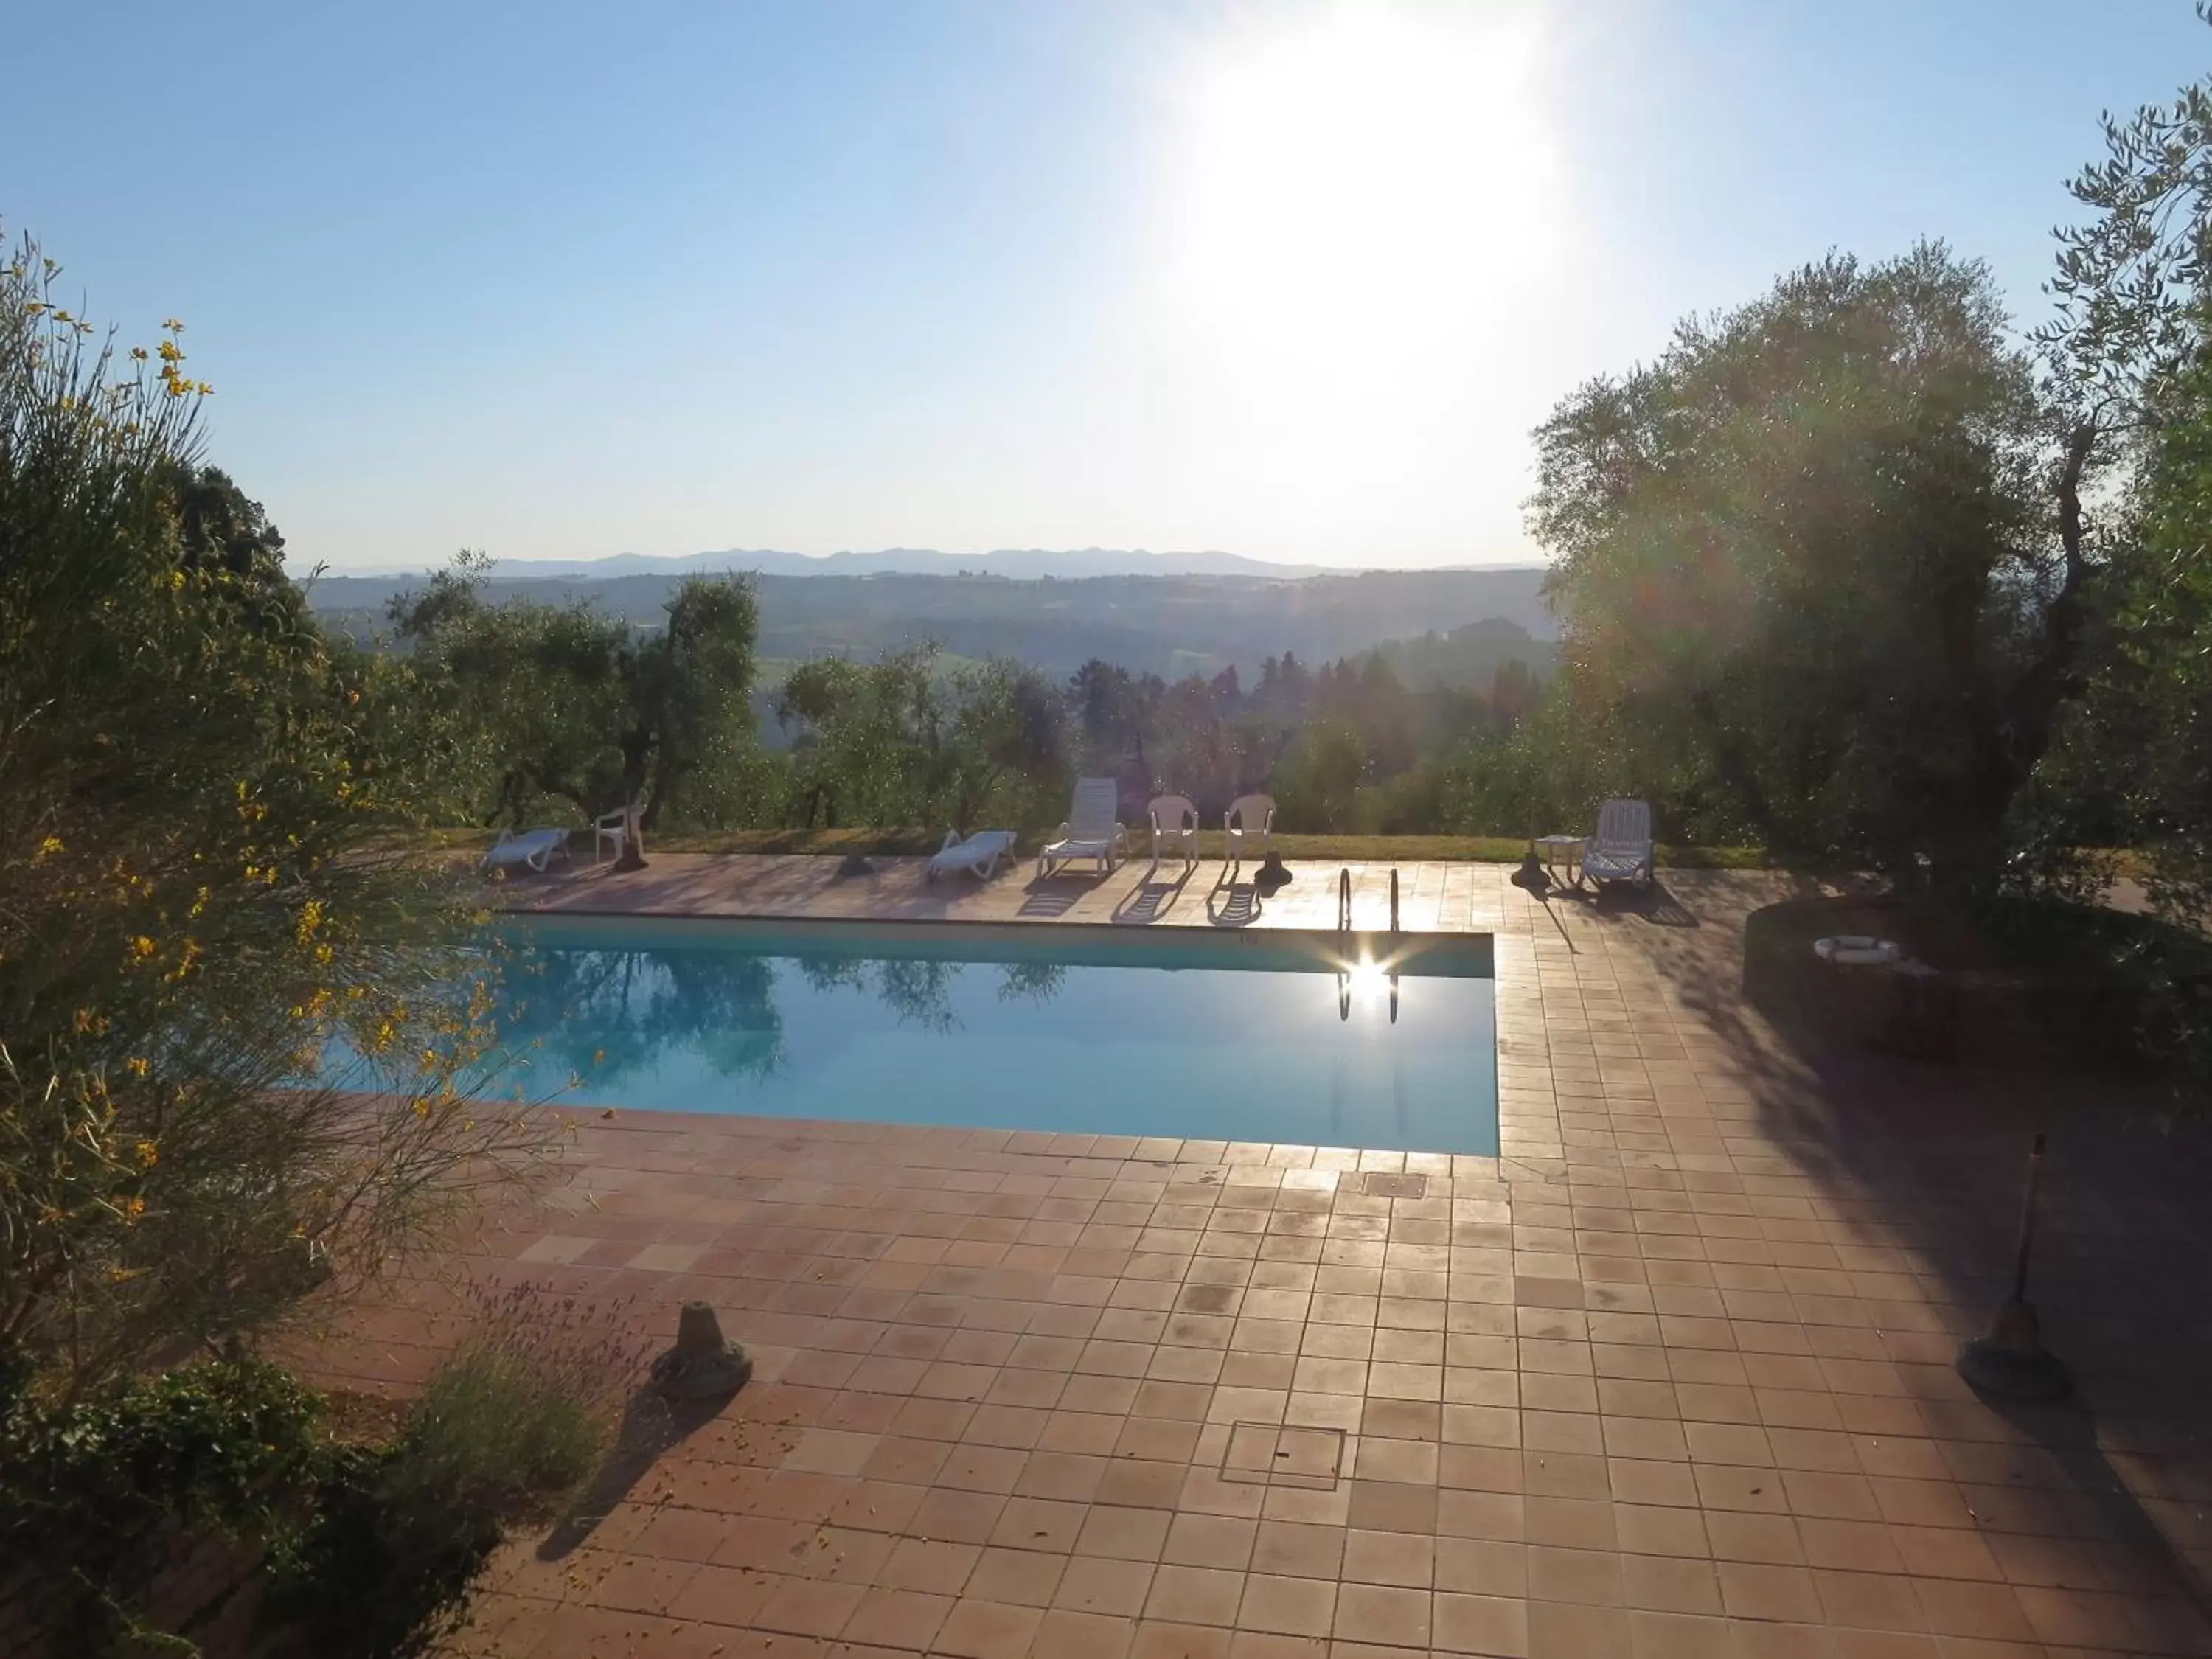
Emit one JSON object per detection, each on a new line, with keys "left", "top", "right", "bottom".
{"left": 469, "top": 918, "right": 1497, "bottom": 1156}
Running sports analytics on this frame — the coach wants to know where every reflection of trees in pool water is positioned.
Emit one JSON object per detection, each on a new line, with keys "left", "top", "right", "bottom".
{"left": 502, "top": 947, "right": 785, "bottom": 1089}
{"left": 790, "top": 956, "right": 1065, "bottom": 1032}
{"left": 996, "top": 961, "right": 1065, "bottom": 1005}
{"left": 790, "top": 955, "right": 958, "bottom": 1034}
{"left": 501, "top": 947, "right": 1068, "bottom": 1093}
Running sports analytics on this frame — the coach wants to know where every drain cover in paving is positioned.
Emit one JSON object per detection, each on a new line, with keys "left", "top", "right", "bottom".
{"left": 1354, "top": 1172, "right": 1428, "bottom": 1200}
{"left": 1221, "top": 1422, "right": 1346, "bottom": 1490}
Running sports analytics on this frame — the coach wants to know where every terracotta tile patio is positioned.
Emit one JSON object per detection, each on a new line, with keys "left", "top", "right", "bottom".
{"left": 307, "top": 855, "right": 2212, "bottom": 1657}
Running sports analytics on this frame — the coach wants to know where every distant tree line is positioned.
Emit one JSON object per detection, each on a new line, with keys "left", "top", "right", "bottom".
{"left": 380, "top": 552, "right": 1557, "bottom": 841}
{"left": 307, "top": 565, "right": 1557, "bottom": 685}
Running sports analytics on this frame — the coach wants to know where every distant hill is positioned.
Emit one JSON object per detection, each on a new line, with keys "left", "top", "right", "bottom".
{"left": 310, "top": 566, "right": 1556, "bottom": 684}
{"left": 474, "top": 547, "right": 1340, "bottom": 580}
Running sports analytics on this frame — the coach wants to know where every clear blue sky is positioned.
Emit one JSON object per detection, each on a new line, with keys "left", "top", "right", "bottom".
{"left": 7, "top": 0, "right": 2203, "bottom": 571}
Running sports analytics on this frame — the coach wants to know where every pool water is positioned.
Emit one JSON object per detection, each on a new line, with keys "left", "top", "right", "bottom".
{"left": 474, "top": 918, "right": 1498, "bottom": 1156}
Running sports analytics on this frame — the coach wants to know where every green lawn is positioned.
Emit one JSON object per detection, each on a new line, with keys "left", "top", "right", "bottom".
{"left": 431, "top": 824, "right": 1767, "bottom": 869}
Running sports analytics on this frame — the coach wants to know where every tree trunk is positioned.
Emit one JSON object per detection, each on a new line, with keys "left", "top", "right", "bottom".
{"left": 1994, "top": 418, "right": 2101, "bottom": 812}
{"left": 641, "top": 750, "right": 677, "bottom": 834}
{"left": 613, "top": 801, "right": 646, "bottom": 872}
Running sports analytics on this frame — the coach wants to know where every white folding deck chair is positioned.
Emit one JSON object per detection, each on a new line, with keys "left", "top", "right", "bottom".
{"left": 1224, "top": 793, "right": 1276, "bottom": 864}
{"left": 1037, "top": 777, "right": 1129, "bottom": 877}
{"left": 1581, "top": 798, "right": 1655, "bottom": 886}
{"left": 927, "top": 828, "right": 1017, "bottom": 881}
{"left": 1148, "top": 794, "right": 1199, "bottom": 865}
{"left": 482, "top": 827, "right": 571, "bottom": 874}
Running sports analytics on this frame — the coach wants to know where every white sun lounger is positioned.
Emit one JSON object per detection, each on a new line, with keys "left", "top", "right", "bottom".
{"left": 1581, "top": 798, "right": 1655, "bottom": 886}
{"left": 928, "top": 828, "right": 1017, "bottom": 880}
{"left": 483, "top": 827, "right": 571, "bottom": 874}
{"left": 1149, "top": 794, "right": 1199, "bottom": 864}
{"left": 1037, "top": 777, "right": 1128, "bottom": 877}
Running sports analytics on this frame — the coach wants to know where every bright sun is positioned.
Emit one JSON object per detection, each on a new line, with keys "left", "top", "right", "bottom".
{"left": 1163, "top": 1, "right": 1557, "bottom": 373}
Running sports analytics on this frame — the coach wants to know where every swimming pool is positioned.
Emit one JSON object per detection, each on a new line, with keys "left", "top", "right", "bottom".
{"left": 472, "top": 917, "right": 1498, "bottom": 1156}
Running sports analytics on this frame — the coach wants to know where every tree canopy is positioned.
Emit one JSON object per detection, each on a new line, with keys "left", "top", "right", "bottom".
{"left": 2031, "top": 24, "right": 2212, "bottom": 926}
{"left": 392, "top": 557, "right": 761, "bottom": 831}
{"left": 776, "top": 647, "right": 1066, "bottom": 832}
{"left": 1532, "top": 243, "right": 2089, "bottom": 891}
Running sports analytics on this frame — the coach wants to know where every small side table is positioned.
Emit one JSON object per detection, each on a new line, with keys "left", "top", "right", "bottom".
{"left": 1534, "top": 835, "right": 1585, "bottom": 888}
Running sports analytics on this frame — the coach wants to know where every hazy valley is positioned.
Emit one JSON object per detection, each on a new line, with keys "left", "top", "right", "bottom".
{"left": 308, "top": 560, "right": 1556, "bottom": 685}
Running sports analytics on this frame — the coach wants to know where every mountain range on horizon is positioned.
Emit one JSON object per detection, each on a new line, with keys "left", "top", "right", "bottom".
{"left": 309, "top": 563, "right": 1558, "bottom": 685}
{"left": 319, "top": 546, "right": 1542, "bottom": 581}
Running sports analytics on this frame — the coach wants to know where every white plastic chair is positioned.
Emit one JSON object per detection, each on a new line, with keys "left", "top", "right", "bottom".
{"left": 928, "top": 828, "right": 1017, "bottom": 881}
{"left": 1037, "top": 777, "right": 1128, "bottom": 876}
{"left": 483, "top": 827, "right": 570, "bottom": 874}
{"left": 594, "top": 806, "right": 633, "bottom": 863}
{"left": 1581, "top": 798, "right": 1655, "bottom": 886}
{"left": 1148, "top": 794, "right": 1199, "bottom": 864}
{"left": 1224, "top": 793, "right": 1276, "bottom": 863}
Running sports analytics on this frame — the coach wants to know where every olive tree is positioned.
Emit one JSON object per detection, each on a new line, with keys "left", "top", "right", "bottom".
{"left": 392, "top": 559, "right": 761, "bottom": 832}
{"left": 1531, "top": 243, "right": 2098, "bottom": 894}
{"left": 777, "top": 647, "right": 1064, "bottom": 832}
{"left": 2032, "top": 17, "right": 2212, "bottom": 922}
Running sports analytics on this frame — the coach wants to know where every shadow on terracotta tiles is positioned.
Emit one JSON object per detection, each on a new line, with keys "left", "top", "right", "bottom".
{"left": 1613, "top": 877, "right": 1701, "bottom": 929}
{"left": 1537, "top": 873, "right": 1702, "bottom": 933}
{"left": 537, "top": 1386, "right": 740, "bottom": 1562}
{"left": 1113, "top": 862, "right": 1198, "bottom": 926}
{"left": 1017, "top": 881, "right": 1086, "bottom": 919}
{"left": 1976, "top": 1387, "right": 2212, "bottom": 1615}
{"left": 1641, "top": 874, "right": 2212, "bottom": 1615}
{"left": 1517, "top": 880, "right": 1580, "bottom": 956}
{"left": 1204, "top": 877, "right": 1262, "bottom": 929}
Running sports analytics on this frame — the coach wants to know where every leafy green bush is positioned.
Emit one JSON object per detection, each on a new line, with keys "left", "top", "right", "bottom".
{"left": 0, "top": 1284, "right": 644, "bottom": 1658}
{"left": 0, "top": 1359, "right": 324, "bottom": 1654}
{"left": 1270, "top": 720, "right": 1371, "bottom": 832}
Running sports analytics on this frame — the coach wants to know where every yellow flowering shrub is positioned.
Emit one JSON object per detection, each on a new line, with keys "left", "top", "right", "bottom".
{"left": 0, "top": 228, "right": 554, "bottom": 1391}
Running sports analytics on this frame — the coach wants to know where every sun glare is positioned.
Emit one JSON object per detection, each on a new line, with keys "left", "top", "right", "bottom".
{"left": 1347, "top": 956, "right": 1389, "bottom": 1005}
{"left": 1163, "top": 2, "right": 1557, "bottom": 373}
{"left": 1130, "top": 1, "right": 1571, "bottom": 539}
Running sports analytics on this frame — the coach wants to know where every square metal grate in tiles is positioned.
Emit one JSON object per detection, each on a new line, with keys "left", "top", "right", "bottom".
{"left": 1220, "top": 1422, "right": 1346, "bottom": 1490}
{"left": 1351, "top": 1172, "right": 1429, "bottom": 1200}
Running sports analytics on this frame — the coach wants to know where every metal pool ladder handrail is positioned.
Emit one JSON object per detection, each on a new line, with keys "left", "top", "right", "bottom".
{"left": 1335, "top": 866, "right": 1404, "bottom": 1022}
{"left": 1337, "top": 868, "right": 1353, "bottom": 1020}
{"left": 1389, "top": 868, "right": 1401, "bottom": 1022}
